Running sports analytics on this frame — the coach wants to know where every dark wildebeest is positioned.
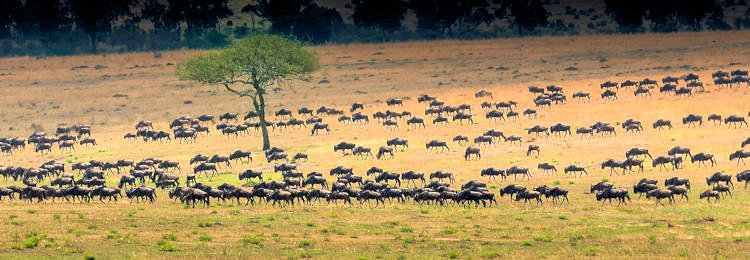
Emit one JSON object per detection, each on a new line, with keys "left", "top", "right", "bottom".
{"left": 700, "top": 190, "right": 721, "bottom": 202}
{"left": 503, "top": 135, "right": 522, "bottom": 146}
{"left": 550, "top": 123, "right": 571, "bottom": 137}
{"left": 527, "top": 145, "right": 540, "bottom": 157}
{"left": 537, "top": 163, "right": 556, "bottom": 174}
{"left": 464, "top": 147, "right": 481, "bottom": 161}
{"left": 401, "top": 171, "right": 426, "bottom": 187}
{"left": 564, "top": 165, "right": 587, "bottom": 177}
{"left": 528, "top": 86, "right": 545, "bottom": 95}
{"left": 506, "top": 166, "right": 532, "bottom": 181}
{"left": 634, "top": 87, "right": 651, "bottom": 97}
{"left": 219, "top": 113, "right": 239, "bottom": 122}
{"left": 527, "top": 125, "right": 549, "bottom": 137}
{"left": 311, "top": 123, "right": 330, "bottom": 135}
{"left": 425, "top": 140, "right": 449, "bottom": 153}
{"left": 387, "top": 138, "right": 409, "bottom": 150}
{"left": 377, "top": 146, "right": 394, "bottom": 160}
{"left": 239, "top": 169, "right": 263, "bottom": 182}
{"left": 706, "top": 172, "right": 733, "bottom": 188}
{"left": 485, "top": 110, "right": 504, "bottom": 122}
{"left": 601, "top": 89, "right": 617, "bottom": 102}
{"left": 729, "top": 150, "right": 750, "bottom": 165}
{"left": 453, "top": 135, "right": 469, "bottom": 145}
{"left": 736, "top": 170, "right": 750, "bottom": 188}
{"left": 406, "top": 117, "right": 425, "bottom": 128}
{"left": 691, "top": 153, "right": 716, "bottom": 167}
{"left": 601, "top": 159, "right": 626, "bottom": 175}
{"left": 473, "top": 136, "right": 494, "bottom": 147}
{"left": 576, "top": 127, "right": 594, "bottom": 138}
{"left": 633, "top": 182, "right": 658, "bottom": 198}
{"left": 475, "top": 90, "right": 493, "bottom": 98}
{"left": 480, "top": 167, "right": 505, "bottom": 183}
{"left": 229, "top": 150, "right": 252, "bottom": 164}
{"left": 682, "top": 114, "right": 702, "bottom": 127}
{"left": 522, "top": 109, "right": 536, "bottom": 118}
{"left": 432, "top": 116, "right": 448, "bottom": 126}
{"left": 725, "top": 115, "right": 748, "bottom": 128}
{"left": 668, "top": 146, "right": 692, "bottom": 159}
{"left": 626, "top": 147, "right": 652, "bottom": 160}
{"left": 667, "top": 185, "right": 689, "bottom": 201}
{"left": 333, "top": 142, "right": 356, "bottom": 155}
{"left": 665, "top": 177, "right": 691, "bottom": 190}
{"left": 429, "top": 171, "right": 454, "bottom": 183}
{"left": 595, "top": 187, "right": 631, "bottom": 206}
{"left": 499, "top": 184, "right": 526, "bottom": 200}
{"left": 652, "top": 119, "right": 673, "bottom": 129}
{"left": 572, "top": 91, "right": 590, "bottom": 102}
{"left": 646, "top": 189, "right": 674, "bottom": 206}
{"left": 386, "top": 98, "right": 403, "bottom": 106}
{"left": 452, "top": 113, "right": 474, "bottom": 125}
{"left": 349, "top": 103, "right": 364, "bottom": 112}
{"left": 707, "top": 114, "right": 722, "bottom": 125}
{"left": 713, "top": 184, "right": 732, "bottom": 198}
{"left": 601, "top": 81, "right": 619, "bottom": 89}
{"left": 744, "top": 137, "right": 750, "bottom": 148}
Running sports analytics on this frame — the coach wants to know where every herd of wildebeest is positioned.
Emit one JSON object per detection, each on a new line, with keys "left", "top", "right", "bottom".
{"left": 0, "top": 69, "right": 749, "bottom": 208}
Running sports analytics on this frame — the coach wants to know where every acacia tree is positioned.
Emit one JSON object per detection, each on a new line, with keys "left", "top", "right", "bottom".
{"left": 176, "top": 34, "right": 320, "bottom": 150}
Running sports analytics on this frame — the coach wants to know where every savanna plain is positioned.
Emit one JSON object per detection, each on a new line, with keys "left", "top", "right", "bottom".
{"left": 0, "top": 30, "right": 750, "bottom": 259}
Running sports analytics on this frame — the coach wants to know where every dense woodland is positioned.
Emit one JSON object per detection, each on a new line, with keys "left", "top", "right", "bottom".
{"left": 0, "top": 0, "right": 749, "bottom": 57}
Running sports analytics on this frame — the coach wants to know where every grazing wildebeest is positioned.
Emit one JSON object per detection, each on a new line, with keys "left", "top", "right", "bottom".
{"left": 425, "top": 140, "right": 449, "bottom": 153}
{"left": 729, "top": 150, "right": 750, "bottom": 165}
{"left": 662, "top": 76, "right": 679, "bottom": 85}
{"left": 668, "top": 146, "right": 692, "bottom": 159}
{"left": 706, "top": 172, "right": 733, "bottom": 188}
{"left": 311, "top": 123, "right": 330, "bottom": 135}
{"left": 736, "top": 170, "right": 750, "bottom": 188}
{"left": 537, "top": 163, "right": 556, "bottom": 174}
{"left": 691, "top": 152, "right": 716, "bottom": 167}
{"left": 624, "top": 158, "right": 644, "bottom": 173}
{"left": 387, "top": 138, "right": 409, "bottom": 150}
{"left": 725, "top": 115, "right": 748, "bottom": 128}
{"left": 429, "top": 171, "right": 454, "bottom": 183}
{"left": 382, "top": 119, "right": 398, "bottom": 130}
{"left": 572, "top": 91, "right": 590, "bottom": 102}
{"left": 452, "top": 135, "right": 469, "bottom": 145}
{"left": 675, "top": 87, "right": 692, "bottom": 97}
{"left": 406, "top": 117, "right": 425, "bottom": 128}
{"left": 464, "top": 147, "right": 481, "bottom": 161}
{"left": 193, "top": 163, "right": 218, "bottom": 177}
{"left": 338, "top": 115, "right": 352, "bottom": 124}
{"left": 652, "top": 119, "right": 673, "bottom": 129}
{"left": 700, "top": 190, "right": 721, "bottom": 202}
{"left": 275, "top": 109, "right": 292, "bottom": 119}
{"left": 333, "top": 142, "right": 356, "bottom": 155}
{"left": 352, "top": 113, "right": 369, "bottom": 124}
{"left": 646, "top": 189, "right": 674, "bottom": 206}
{"left": 659, "top": 84, "right": 676, "bottom": 95}
{"left": 621, "top": 80, "right": 638, "bottom": 89}
{"left": 229, "top": 150, "right": 252, "bottom": 163}
{"left": 503, "top": 135, "right": 522, "bottom": 146}
{"left": 595, "top": 124, "right": 616, "bottom": 136}
{"left": 682, "top": 114, "right": 702, "bottom": 127}
{"left": 526, "top": 145, "right": 540, "bottom": 157}
{"left": 667, "top": 185, "right": 689, "bottom": 201}
{"left": 418, "top": 94, "right": 436, "bottom": 103}
{"left": 652, "top": 156, "right": 677, "bottom": 170}
{"left": 664, "top": 177, "right": 691, "bottom": 190}
{"left": 601, "top": 89, "right": 617, "bottom": 102}
{"left": 564, "top": 164, "right": 587, "bottom": 177}
{"left": 377, "top": 146, "right": 394, "bottom": 160}
{"left": 686, "top": 81, "right": 705, "bottom": 91}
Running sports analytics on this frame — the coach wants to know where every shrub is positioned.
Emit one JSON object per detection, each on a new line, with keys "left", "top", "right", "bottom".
{"left": 157, "top": 239, "right": 178, "bottom": 252}
{"left": 198, "top": 235, "right": 212, "bottom": 242}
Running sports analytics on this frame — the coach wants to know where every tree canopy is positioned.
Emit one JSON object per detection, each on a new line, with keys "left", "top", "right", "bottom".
{"left": 176, "top": 34, "right": 320, "bottom": 149}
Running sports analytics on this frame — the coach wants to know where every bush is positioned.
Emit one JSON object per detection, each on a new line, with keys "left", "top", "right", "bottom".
{"left": 157, "top": 239, "right": 178, "bottom": 252}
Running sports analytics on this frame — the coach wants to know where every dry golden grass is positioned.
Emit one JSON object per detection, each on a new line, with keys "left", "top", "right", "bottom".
{"left": 0, "top": 30, "right": 749, "bottom": 258}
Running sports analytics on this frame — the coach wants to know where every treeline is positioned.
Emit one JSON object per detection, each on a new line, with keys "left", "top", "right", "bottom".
{"left": 0, "top": 0, "right": 748, "bottom": 57}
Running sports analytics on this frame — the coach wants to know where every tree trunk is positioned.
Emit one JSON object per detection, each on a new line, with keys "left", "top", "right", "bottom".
{"left": 89, "top": 29, "right": 97, "bottom": 53}
{"left": 254, "top": 90, "right": 271, "bottom": 150}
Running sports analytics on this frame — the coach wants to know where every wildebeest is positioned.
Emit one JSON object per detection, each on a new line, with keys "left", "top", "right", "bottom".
{"left": 239, "top": 169, "right": 263, "bottom": 182}
{"left": 707, "top": 114, "right": 722, "bottom": 125}
{"left": 387, "top": 138, "right": 409, "bottom": 150}
{"left": 601, "top": 81, "right": 619, "bottom": 89}
{"left": 425, "top": 140, "right": 449, "bottom": 153}
{"left": 729, "top": 150, "right": 750, "bottom": 165}
{"left": 665, "top": 177, "right": 691, "bottom": 190}
{"left": 572, "top": 91, "right": 590, "bottom": 102}
{"left": 646, "top": 189, "right": 674, "bottom": 206}
{"left": 193, "top": 163, "right": 218, "bottom": 177}
{"left": 564, "top": 164, "right": 587, "bottom": 177}
{"left": 601, "top": 159, "right": 626, "bottom": 175}
{"left": 736, "top": 170, "right": 750, "bottom": 188}
{"left": 700, "top": 190, "right": 720, "bottom": 202}
{"left": 706, "top": 172, "right": 733, "bottom": 188}
{"left": 576, "top": 127, "right": 594, "bottom": 138}
{"left": 229, "top": 150, "right": 252, "bottom": 163}
{"left": 691, "top": 152, "right": 716, "bottom": 167}
{"left": 537, "top": 163, "right": 556, "bottom": 174}
{"left": 682, "top": 114, "right": 702, "bottom": 127}
{"left": 595, "top": 187, "right": 631, "bottom": 206}
{"left": 713, "top": 184, "right": 732, "bottom": 198}
{"left": 311, "top": 123, "right": 330, "bottom": 135}
{"left": 528, "top": 86, "right": 545, "bottom": 94}
{"left": 464, "top": 147, "right": 481, "bottom": 160}
{"left": 429, "top": 171, "right": 454, "bottom": 183}
{"left": 499, "top": 184, "right": 526, "bottom": 200}
{"left": 333, "top": 142, "right": 356, "bottom": 154}
{"left": 506, "top": 166, "right": 531, "bottom": 181}
{"left": 633, "top": 182, "right": 658, "bottom": 198}
{"left": 386, "top": 98, "right": 403, "bottom": 106}
{"left": 377, "top": 146, "right": 394, "bottom": 160}
{"left": 432, "top": 116, "right": 448, "bottom": 126}
{"left": 352, "top": 146, "right": 374, "bottom": 159}
{"left": 652, "top": 119, "right": 673, "bottom": 129}
{"left": 485, "top": 110, "right": 504, "bottom": 122}
{"left": 550, "top": 123, "right": 571, "bottom": 137}
{"left": 475, "top": 90, "right": 492, "bottom": 98}
{"left": 452, "top": 113, "right": 474, "bottom": 125}
{"left": 626, "top": 147, "right": 652, "bottom": 160}
{"left": 601, "top": 89, "right": 617, "bottom": 102}
{"left": 219, "top": 113, "right": 239, "bottom": 122}
{"left": 634, "top": 87, "right": 651, "bottom": 97}
{"left": 526, "top": 145, "right": 540, "bottom": 157}
{"left": 503, "top": 135, "right": 522, "bottom": 146}
{"left": 527, "top": 125, "right": 549, "bottom": 137}
{"left": 724, "top": 115, "right": 748, "bottom": 128}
